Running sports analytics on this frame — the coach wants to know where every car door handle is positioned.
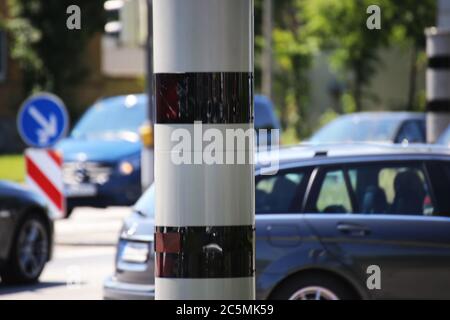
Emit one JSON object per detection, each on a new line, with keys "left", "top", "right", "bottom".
{"left": 337, "top": 223, "right": 371, "bottom": 237}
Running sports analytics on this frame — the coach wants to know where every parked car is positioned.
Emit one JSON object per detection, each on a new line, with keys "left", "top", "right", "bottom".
{"left": 104, "top": 143, "right": 450, "bottom": 300}
{"left": 437, "top": 126, "right": 450, "bottom": 147}
{"left": 57, "top": 95, "right": 146, "bottom": 216}
{"left": 58, "top": 94, "right": 280, "bottom": 216}
{"left": 0, "top": 181, "right": 53, "bottom": 284}
{"left": 309, "top": 112, "right": 426, "bottom": 144}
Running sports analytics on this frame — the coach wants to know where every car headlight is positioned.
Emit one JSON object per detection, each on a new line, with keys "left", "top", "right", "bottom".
{"left": 121, "top": 219, "right": 138, "bottom": 238}
{"left": 118, "top": 154, "right": 140, "bottom": 176}
{"left": 119, "top": 161, "right": 134, "bottom": 175}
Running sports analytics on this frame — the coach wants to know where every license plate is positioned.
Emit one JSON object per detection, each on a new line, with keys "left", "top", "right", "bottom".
{"left": 120, "top": 242, "right": 149, "bottom": 264}
{"left": 66, "top": 184, "right": 97, "bottom": 197}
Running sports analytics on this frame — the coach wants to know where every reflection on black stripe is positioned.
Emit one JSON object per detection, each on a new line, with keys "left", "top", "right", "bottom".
{"left": 155, "top": 226, "right": 254, "bottom": 278}
{"left": 428, "top": 56, "right": 450, "bottom": 69}
{"left": 155, "top": 73, "right": 253, "bottom": 124}
{"left": 427, "top": 100, "right": 450, "bottom": 112}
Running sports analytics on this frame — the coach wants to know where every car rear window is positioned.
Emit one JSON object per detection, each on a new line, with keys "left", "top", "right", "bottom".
{"left": 426, "top": 161, "right": 450, "bottom": 216}
{"left": 348, "top": 164, "right": 434, "bottom": 216}
{"left": 308, "top": 162, "right": 436, "bottom": 216}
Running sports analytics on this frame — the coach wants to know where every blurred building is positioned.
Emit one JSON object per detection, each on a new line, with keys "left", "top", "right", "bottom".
{"left": 308, "top": 47, "right": 427, "bottom": 123}
{"left": 0, "top": 0, "right": 147, "bottom": 115}
{"left": 0, "top": 0, "right": 435, "bottom": 151}
{"left": 0, "top": 0, "right": 147, "bottom": 153}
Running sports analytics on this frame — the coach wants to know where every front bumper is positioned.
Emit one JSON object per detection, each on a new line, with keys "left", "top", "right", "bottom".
{"left": 103, "top": 276, "right": 155, "bottom": 300}
{"left": 66, "top": 173, "right": 141, "bottom": 210}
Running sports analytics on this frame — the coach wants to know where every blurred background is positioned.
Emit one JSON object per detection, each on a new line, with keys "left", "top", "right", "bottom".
{"left": 0, "top": 0, "right": 449, "bottom": 300}
{"left": 0, "top": 0, "right": 440, "bottom": 150}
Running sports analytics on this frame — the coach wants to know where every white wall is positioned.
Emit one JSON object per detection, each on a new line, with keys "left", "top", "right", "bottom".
{"left": 307, "top": 45, "right": 426, "bottom": 121}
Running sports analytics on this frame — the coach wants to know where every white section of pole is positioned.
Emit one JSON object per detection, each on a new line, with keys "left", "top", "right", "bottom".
{"left": 425, "top": 27, "right": 450, "bottom": 143}
{"left": 153, "top": 0, "right": 253, "bottom": 73}
{"left": 438, "top": 0, "right": 450, "bottom": 28}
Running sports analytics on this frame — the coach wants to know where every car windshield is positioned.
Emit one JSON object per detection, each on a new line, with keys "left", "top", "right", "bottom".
{"left": 438, "top": 127, "right": 450, "bottom": 146}
{"left": 71, "top": 96, "right": 146, "bottom": 140}
{"left": 310, "top": 116, "right": 400, "bottom": 143}
{"left": 133, "top": 183, "right": 155, "bottom": 218}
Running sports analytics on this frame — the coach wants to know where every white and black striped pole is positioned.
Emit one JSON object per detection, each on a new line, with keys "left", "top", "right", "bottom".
{"left": 153, "top": 0, "right": 255, "bottom": 300}
{"left": 425, "top": 27, "right": 450, "bottom": 143}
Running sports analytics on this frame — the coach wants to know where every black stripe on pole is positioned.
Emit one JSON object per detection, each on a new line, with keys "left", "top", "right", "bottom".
{"left": 427, "top": 100, "right": 450, "bottom": 112}
{"left": 428, "top": 56, "right": 450, "bottom": 70}
{"left": 155, "top": 226, "right": 254, "bottom": 278}
{"left": 155, "top": 73, "right": 254, "bottom": 124}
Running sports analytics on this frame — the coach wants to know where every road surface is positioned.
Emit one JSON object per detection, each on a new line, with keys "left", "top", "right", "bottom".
{"left": 0, "top": 207, "right": 130, "bottom": 300}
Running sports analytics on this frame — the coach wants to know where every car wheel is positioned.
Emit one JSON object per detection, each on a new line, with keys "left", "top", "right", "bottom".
{"left": 1, "top": 214, "right": 50, "bottom": 284}
{"left": 270, "top": 273, "right": 358, "bottom": 300}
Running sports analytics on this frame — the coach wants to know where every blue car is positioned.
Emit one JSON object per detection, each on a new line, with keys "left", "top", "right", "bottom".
{"left": 309, "top": 112, "right": 426, "bottom": 144}
{"left": 58, "top": 95, "right": 146, "bottom": 216}
{"left": 58, "top": 94, "right": 280, "bottom": 217}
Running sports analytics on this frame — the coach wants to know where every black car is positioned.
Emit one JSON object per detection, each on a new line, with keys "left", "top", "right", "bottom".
{"left": 0, "top": 181, "right": 53, "bottom": 284}
{"left": 105, "top": 144, "right": 450, "bottom": 300}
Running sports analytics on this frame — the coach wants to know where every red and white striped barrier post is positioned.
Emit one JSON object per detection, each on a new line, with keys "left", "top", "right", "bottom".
{"left": 25, "top": 149, "right": 66, "bottom": 219}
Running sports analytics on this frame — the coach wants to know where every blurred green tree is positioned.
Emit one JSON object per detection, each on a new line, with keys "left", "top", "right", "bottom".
{"left": 3, "top": 0, "right": 105, "bottom": 98}
{"left": 255, "top": 0, "right": 316, "bottom": 141}
{"left": 303, "top": 0, "right": 435, "bottom": 112}
{"left": 303, "top": 0, "right": 392, "bottom": 112}
{"left": 388, "top": 0, "right": 436, "bottom": 111}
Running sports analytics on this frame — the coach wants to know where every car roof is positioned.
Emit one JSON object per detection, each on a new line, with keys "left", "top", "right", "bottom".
{"left": 335, "top": 112, "right": 425, "bottom": 121}
{"left": 101, "top": 94, "right": 272, "bottom": 106}
{"left": 98, "top": 94, "right": 147, "bottom": 106}
{"left": 256, "top": 143, "right": 450, "bottom": 170}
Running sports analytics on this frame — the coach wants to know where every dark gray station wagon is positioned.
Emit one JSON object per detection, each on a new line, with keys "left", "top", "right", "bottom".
{"left": 105, "top": 144, "right": 450, "bottom": 300}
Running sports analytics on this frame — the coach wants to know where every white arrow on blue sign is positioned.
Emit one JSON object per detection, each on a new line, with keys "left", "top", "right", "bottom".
{"left": 17, "top": 93, "right": 69, "bottom": 148}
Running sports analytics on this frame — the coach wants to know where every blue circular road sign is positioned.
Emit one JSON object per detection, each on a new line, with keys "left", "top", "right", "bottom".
{"left": 17, "top": 93, "right": 69, "bottom": 148}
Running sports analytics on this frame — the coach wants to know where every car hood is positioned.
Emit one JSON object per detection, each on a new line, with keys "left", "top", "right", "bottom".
{"left": 0, "top": 180, "right": 47, "bottom": 208}
{"left": 121, "top": 210, "right": 155, "bottom": 241}
{"left": 56, "top": 137, "right": 142, "bottom": 162}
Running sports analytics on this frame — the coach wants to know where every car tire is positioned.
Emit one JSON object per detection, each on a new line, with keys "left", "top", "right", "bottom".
{"left": 0, "top": 213, "right": 50, "bottom": 285}
{"left": 270, "top": 272, "right": 358, "bottom": 300}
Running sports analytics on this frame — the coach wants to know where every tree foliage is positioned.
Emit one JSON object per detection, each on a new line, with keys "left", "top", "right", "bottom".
{"left": 303, "top": 0, "right": 436, "bottom": 112}
{"left": 4, "top": 0, "right": 106, "bottom": 96}
{"left": 1, "top": 0, "right": 438, "bottom": 140}
{"left": 255, "top": 0, "right": 316, "bottom": 140}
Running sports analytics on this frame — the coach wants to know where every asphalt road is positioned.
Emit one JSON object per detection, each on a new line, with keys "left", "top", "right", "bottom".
{"left": 0, "top": 207, "right": 130, "bottom": 300}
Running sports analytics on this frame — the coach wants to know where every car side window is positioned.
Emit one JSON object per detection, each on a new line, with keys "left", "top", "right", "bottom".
{"left": 255, "top": 172, "right": 304, "bottom": 214}
{"left": 395, "top": 120, "right": 425, "bottom": 144}
{"left": 349, "top": 163, "right": 434, "bottom": 216}
{"left": 426, "top": 161, "right": 450, "bottom": 216}
{"left": 314, "top": 169, "right": 353, "bottom": 214}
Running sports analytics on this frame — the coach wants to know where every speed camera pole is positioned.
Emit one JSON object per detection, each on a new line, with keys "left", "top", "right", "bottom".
{"left": 153, "top": 0, "right": 255, "bottom": 299}
{"left": 426, "top": 28, "right": 450, "bottom": 143}
{"left": 425, "top": 0, "right": 450, "bottom": 143}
